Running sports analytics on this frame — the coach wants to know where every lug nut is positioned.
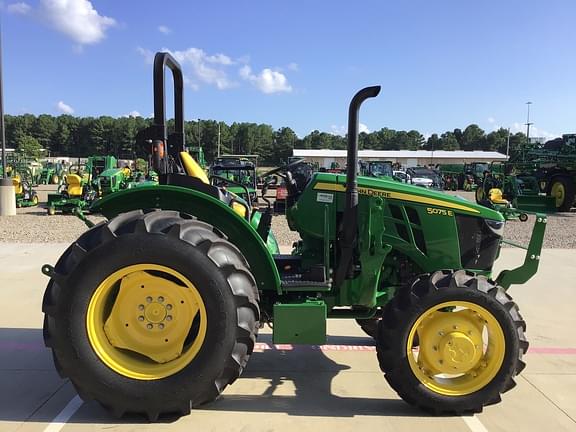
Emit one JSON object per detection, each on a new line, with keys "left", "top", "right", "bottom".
{"left": 453, "top": 325, "right": 458, "bottom": 330}
{"left": 438, "top": 331, "right": 445, "bottom": 336}
{"left": 166, "top": 304, "right": 173, "bottom": 310}
{"left": 138, "top": 316, "right": 144, "bottom": 321}
{"left": 166, "top": 315, "right": 172, "bottom": 321}
{"left": 158, "top": 323, "right": 165, "bottom": 330}
{"left": 147, "top": 324, "right": 153, "bottom": 330}
{"left": 138, "top": 304, "right": 144, "bottom": 311}
{"left": 146, "top": 296, "right": 153, "bottom": 303}
{"left": 158, "top": 296, "right": 164, "bottom": 303}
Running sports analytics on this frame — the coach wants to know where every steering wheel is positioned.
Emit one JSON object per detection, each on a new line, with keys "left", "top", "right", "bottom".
{"left": 260, "top": 158, "right": 306, "bottom": 179}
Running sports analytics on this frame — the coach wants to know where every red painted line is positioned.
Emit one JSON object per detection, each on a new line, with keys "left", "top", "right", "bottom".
{"left": 253, "top": 342, "right": 576, "bottom": 355}
{"left": 1, "top": 341, "right": 576, "bottom": 355}
{"left": 527, "top": 347, "right": 576, "bottom": 355}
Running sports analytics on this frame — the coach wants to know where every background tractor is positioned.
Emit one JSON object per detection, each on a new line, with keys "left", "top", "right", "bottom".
{"left": 360, "top": 160, "right": 394, "bottom": 179}
{"left": 209, "top": 155, "right": 259, "bottom": 205}
{"left": 42, "top": 53, "right": 546, "bottom": 420}
{"left": 39, "top": 161, "right": 65, "bottom": 185}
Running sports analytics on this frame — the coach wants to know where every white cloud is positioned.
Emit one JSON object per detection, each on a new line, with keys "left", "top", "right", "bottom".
{"left": 137, "top": 46, "right": 292, "bottom": 93}
{"left": 330, "top": 125, "right": 346, "bottom": 136}
{"left": 136, "top": 47, "right": 154, "bottom": 64}
{"left": 38, "top": 0, "right": 116, "bottom": 45}
{"left": 6, "top": 2, "right": 31, "bottom": 14}
{"left": 239, "top": 65, "right": 292, "bottom": 94}
{"left": 169, "top": 47, "right": 237, "bottom": 90}
{"left": 287, "top": 62, "right": 299, "bottom": 71}
{"left": 487, "top": 116, "right": 495, "bottom": 124}
{"left": 56, "top": 100, "right": 74, "bottom": 114}
{"left": 158, "top": 25, "right": 171, "bottom": 34}
{"left": 124, "top": 110, "right": 141, "bottom": 117}
{"left": 330, "top": 123, "right": 369, "bottom": 136}
{"left": 511, "top": 122, "right": 559, "bottom": 140}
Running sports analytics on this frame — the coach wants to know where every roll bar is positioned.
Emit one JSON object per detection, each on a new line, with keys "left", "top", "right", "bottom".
{"left": 151, "top": 52, "right": 185, "bottom": 173}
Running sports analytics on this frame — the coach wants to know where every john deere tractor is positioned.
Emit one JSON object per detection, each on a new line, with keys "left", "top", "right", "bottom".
{"left": 42, "top": 53, "right": 546, "bottom": 420}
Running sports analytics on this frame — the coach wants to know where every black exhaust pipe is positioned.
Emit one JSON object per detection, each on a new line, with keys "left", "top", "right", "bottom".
{"left": 151, "top": 52, "right": 185, "bottom": 174}
{"left": 334, "top": 85, "right": 381, "bottom": 288}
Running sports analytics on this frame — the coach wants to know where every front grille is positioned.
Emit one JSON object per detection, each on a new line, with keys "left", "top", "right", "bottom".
{"left": 456, "top": 215, "right": 502, "bottom": 270}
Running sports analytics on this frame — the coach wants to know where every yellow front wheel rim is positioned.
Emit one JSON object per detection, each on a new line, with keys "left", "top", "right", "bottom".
{"left": 87, "top": 264, "right": 207, "bottom": 380}
{"left": 407, "top": 301, "right": 505, "bottom": 396}
{"left": 551, "top": 182, "right": 565, "bottom": 208}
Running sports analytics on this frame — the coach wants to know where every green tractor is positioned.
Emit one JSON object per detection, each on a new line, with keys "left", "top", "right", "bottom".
{"left": 42, "top": 53, "right": 546, "bottom": 420}
{"left": 209, "top": 155, "right": 259, "bottom": 205}
{"left": 475, "top": 162, "right": 556, "bottom": 217}
{"left": 188, "top": 146, "right": 207, "bottom": 168}
{"left": 360, "top": 160, "right": 394, "bottom": 179}
{"left": 39, "top": 161, "right": 65, "bottom": 185}
{"left": 97, "top": 166, "right": 131, "bottom": 196}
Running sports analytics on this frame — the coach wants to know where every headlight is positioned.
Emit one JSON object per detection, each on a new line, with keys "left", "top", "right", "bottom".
{"left": 485, "top": 219, "right": 504, "bottom": 237}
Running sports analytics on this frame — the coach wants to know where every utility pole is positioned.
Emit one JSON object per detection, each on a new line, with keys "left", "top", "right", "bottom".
{"left": 0, "top": 22, "right": 6, "bottom": 180}
{"left": 217, "top": 122, "right": 221, "bottom": 157}
{"left": 197, "top": 118, "right": 201, "bottom": 147}
{"left": 524, "top": 101, "right": 533, "bottom": 162}
{"left": 0, "top": 21, "right": 16, "bottom": 215}
{"left": 506, "top": 128, "right": 511, "bottom": 158}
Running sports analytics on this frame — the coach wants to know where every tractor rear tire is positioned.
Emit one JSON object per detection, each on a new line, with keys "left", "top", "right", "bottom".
{"left": 356, "top": 318, "right": 379, "bottom": 338}
{"left": 51, "top": 174, "right": 59, "bottom": 184}
{"left": 376, "top": 270, "right": 527, "bottom": 415}
{"left": 548, "top": 176, "right": 574, "bottom": 212}
{"left": 42, "top": 209, "right": 260, "bottom": 420}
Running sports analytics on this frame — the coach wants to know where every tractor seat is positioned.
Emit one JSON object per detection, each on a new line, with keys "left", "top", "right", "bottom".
{"left": 12, "top": 176, "right": 23, "bottom": 195}
{"left": 66, "top": 174, "right": 84, "bottom": 197}
{"left": 489, "top": 188, "right": 508, "bottom": 205}
{"left": 180, "top": 152, "right": 209, "bottom": 184}
{"left": 162, "top": 152, "right": 249, "bottom": 220}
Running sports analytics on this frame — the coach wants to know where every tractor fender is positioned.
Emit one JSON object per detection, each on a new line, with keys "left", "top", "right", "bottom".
{"left": 90, "top": 185, "right": 281, "bottom": 293}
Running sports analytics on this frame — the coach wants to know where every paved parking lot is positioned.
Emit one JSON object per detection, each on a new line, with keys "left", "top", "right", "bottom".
{"left": 1, "top": 244, "right": 575, "bottom": 432}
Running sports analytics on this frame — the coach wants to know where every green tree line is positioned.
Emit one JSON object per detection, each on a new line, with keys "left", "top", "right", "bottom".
{"left": 4, "top": 114, "right": 528, "bottom": 164}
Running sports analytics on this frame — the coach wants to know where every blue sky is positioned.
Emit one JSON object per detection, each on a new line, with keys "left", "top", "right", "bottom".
{"left": 2, "top": 0, "right": 575, "bottom": 139}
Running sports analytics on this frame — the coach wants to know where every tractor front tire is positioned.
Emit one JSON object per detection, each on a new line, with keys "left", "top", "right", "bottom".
{"left": 377, "top": 270, "right": 527, "bottom": 414}
{"left": 42, "top": 210, "right": 260, "bottom": 420}
{"left": 356, "top": 318, "right": 379, "bottom": 339}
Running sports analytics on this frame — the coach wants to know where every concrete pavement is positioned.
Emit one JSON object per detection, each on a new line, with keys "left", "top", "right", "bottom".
{"left": 0, "top": 244, "right": 575, "bottom": 432}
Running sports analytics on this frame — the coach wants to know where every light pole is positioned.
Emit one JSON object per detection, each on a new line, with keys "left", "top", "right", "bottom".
{"left": 524, "top": 102, "right": 533, "bottom": 162}
{"left": 217, "top": 122, "right": 221, "bottom": 157}
{"left": 0, "top": 21, "right": 16, "bottom": 215}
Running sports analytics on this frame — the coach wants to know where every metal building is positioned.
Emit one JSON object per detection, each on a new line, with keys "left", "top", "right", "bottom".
{"left": 292, "top": 149, "right": 508, "bottom": 169}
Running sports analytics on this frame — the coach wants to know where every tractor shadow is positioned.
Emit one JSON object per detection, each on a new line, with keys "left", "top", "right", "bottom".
{"left": 203, "top": 333, "right": 425, "bottom": 418}
{"left": 0, "top": 328, "right": 426, "bottom": 425}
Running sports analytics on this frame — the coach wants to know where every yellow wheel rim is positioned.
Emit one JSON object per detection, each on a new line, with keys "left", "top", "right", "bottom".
{"left": 87, "top": 264, "right": 207, "bottom": 380}
{"left": 551, "top": 182, "right": 565, "bottom": 208}
{"left": 407, "top": 301, "right": 505, "bottom": 396}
